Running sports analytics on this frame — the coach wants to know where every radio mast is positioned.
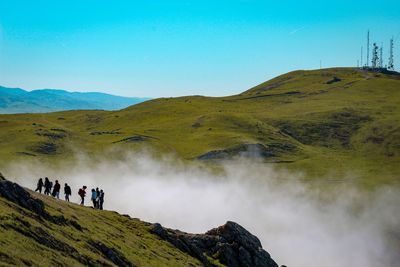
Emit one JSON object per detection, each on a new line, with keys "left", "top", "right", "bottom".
{"left": 366, "top": 30, "right": 370, "bottom": 67}
{"left": 361, "top": 46, "right": 363, "bottom": 67}
{"left": 388, "top": 37, "right": 394, "bottom": 70}
{"left": 372, "top": 43, "right": 379, "bottom": 68}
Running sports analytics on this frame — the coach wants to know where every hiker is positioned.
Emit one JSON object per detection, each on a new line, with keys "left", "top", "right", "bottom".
{"left": 44, "top": 177, "right": 51, "bottom": 195}
{"left": 49, "top": 180, "right": 53, "bottom": 194}
{"left": 91, "top": 189, "right": 97, "bottom": 208}
{"left": 52, "top": 180, "right": 61, "bottom": 199}
{"left": 99, "top": 189, "right": 105, "bottom": 210}
{"left": 96, "top": 187, "right": 100, "bottom": 209}
{"left": 78, "top": 186, "right": 87, "bottom": 205}
{"left": 35, "top": 178, "right": 44, "bottom": 193}
{"left": 64, "top": 183, "right": 71, "bottom": 202}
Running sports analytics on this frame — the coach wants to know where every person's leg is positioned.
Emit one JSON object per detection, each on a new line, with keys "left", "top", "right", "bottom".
{"left": 100, "top": 201, "right": 103, "bottom": 210}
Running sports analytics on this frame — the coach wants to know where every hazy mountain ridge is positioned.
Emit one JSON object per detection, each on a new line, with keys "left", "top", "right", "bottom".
{"left": 0, "top": 86, "right": 150, "bottom": 114}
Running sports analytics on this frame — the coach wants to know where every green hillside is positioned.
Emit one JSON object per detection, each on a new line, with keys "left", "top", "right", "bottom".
{"left": 0, "top": 177, "right": 202, "bottom": 266}
{"left": 0, "top": 174, "right": 278, "bottom": 267}
{"left": 0, "top": 68, "right": 399, "bottom": 187}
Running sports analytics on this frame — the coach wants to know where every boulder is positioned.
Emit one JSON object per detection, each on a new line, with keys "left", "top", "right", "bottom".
{"left": 151, "top": 221, "right": 279, "bottom": 267}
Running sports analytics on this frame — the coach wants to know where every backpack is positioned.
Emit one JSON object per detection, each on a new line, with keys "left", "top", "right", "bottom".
{"left": 78, "top": 188, "right": 84, "bottom": 197}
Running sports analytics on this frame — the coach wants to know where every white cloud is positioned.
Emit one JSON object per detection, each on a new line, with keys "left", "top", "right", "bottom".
{"left": 4, "top": 151, "right": 400, "bottom": 267}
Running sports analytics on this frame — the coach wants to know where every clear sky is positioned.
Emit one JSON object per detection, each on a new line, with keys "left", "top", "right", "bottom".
{"left": 0, "top": 1, "right": 399, "bottom": 97}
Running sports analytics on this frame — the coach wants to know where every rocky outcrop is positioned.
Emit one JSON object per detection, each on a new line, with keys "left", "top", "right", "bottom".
{"left": 326, "top": 76, "right": 342, "bottom": 84}
{"left": 88, "top": 240, "right": 136, "bottom": 267}
{"left": 0, "top": 176, "right": 82, "bottom": 230}
{"left": 0, "top": 176, "right": 48, "bottom": 218}
{"left": 196, "top": 143, "right": 297, "bottom": 161}
{"left": 151, "top": 221, "right": 279, "bottom": 267}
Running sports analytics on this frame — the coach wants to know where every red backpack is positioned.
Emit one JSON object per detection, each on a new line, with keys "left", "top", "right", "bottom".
{"left": 78, "top": 188, "right": 85, "bottom": 197}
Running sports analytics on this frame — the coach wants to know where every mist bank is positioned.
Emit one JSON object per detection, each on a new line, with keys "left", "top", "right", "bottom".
{"left": 3, "top": 152, "right": 400, "bottom": 267}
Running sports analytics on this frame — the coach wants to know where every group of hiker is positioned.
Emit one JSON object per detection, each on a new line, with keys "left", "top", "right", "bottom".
{"left": 35, "top": 177, "right": 105, "bottom": 209}
{"left": 78, "top": 186, "right": 105, "bottom": 210}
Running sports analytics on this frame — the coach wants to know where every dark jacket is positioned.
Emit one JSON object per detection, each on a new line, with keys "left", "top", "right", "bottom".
{"left": 53, "top": 182, "right": 61, "bottom": 192}
{"left": 64, "top": 185, "right": 71, "bottom": 195}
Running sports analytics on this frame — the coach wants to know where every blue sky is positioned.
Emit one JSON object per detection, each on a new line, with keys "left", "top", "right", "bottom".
{"left": 0, "top": 1, "right": 399, "bottom": 97}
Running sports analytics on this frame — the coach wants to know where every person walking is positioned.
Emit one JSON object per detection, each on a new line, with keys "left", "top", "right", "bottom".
{"left": 99, "top": 189, "right": 105, "bottom": 210}
{"left": 91, "top": 189, "right": 97, "bottom": 208}
{"left": 49, "top": 180, "right": 53, "bottom": 194}
{"left": 44, "top": 177, "right": 51, "bottom": 195}
{"left": 35, "top": 178, "right": 44, "bottom": 193}
{"left": 64, "top": 183, "right": 71, "bottom": 202}
{"left": 78, "top": 186, "right": 87, "bottom": 205}
{"left": 52, "top": 180, "right": 61, "bottom": 199}
{"left": 95, "top": 187, "right": 100, "bottom": 209}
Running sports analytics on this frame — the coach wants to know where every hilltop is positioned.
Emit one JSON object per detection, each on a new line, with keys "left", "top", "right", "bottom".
{"left": 0, "top": 173, "right": 279, "bottom": 267}
{"left": 0, "top": 68, "right": 399, "bottom": 186}
{"left": 0, "top": 86, "right": 150, "bottom": 114}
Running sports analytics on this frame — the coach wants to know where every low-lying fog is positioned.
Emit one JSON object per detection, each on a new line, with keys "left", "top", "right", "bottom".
{"left": 4, "top": 152, "right": 400, "bottom": 267}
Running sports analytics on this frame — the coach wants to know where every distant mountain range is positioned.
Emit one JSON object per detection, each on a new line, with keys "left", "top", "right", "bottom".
{"left": 0, "top": 86, "right": 150, "bottom": 114}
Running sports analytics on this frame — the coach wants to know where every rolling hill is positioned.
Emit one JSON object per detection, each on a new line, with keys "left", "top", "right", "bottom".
{"left": 0, "top": 68, "right": 399, "bottom": 187}
{"left": 0, "top": 86, "right": 150, "bottom": 114}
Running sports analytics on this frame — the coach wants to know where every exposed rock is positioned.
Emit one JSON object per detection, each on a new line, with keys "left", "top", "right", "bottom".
{"left": 113, "top": 135, "right": 155, "bottom": 143}
{"left": 197, "top": 143, "right": 297, "bottom": 161}
{"left": 0, "top": 177, "right": 82, "bottom": 230}
{"left": 90, "top": 130, "right": 122, "bottom": 135}
{"left": 88, "top": 240, "right": 136, "bottom": 267}
{"left": 326, "top": 76, "right": 342, "bottom": 84}
{"left": 0, "top": 178, "right": 48, "bottom": 218}
{"left": 36, "top": 130, "right": 66, "bottom": 140}
{"left": 32, "top": 142, "right": 58, "bottom": 155}
{"left": 151, "top": 221, "right": 279, "bottom": 267}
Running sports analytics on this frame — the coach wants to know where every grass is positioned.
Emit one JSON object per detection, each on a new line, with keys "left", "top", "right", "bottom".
{"left": 0, "top": 67, "right": 399, "bottom": 187}
{"left": 0, "top": 186, "right": 203, "bottom": 266}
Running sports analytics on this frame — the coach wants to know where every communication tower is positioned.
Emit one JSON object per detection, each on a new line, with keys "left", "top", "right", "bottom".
{"left": 388, "top": 37, "right": 394, "bottom": 70}
{"left": 371, "top": 43, "right": 379, "bottom": 68}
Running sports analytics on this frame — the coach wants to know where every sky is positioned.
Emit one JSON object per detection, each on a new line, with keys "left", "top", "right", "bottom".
{"left": 0, "top": 0, "right": 399, "bottom": 97}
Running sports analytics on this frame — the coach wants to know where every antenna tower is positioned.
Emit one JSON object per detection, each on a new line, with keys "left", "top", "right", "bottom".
{"left": 379, "top": 43, "right": 383, "bottom": 68}
{"left": 361, "top": 46, "right": 363, "bottom": 67}
{"left": 388, "top": 37, "right": 394, "bottom": 70}
{"left": 372, "top": 43, "right": 379, "bottom": 68}
{"left": 366, "top": 30, "right": 370, "bottom": 67}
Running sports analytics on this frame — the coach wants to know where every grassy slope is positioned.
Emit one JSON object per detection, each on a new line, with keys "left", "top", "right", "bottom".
{"left": 0, "top": 186, "right": 202, "bottom": 266}
{"left": 0, "top": 68, "right": 399, "bottom": 187}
